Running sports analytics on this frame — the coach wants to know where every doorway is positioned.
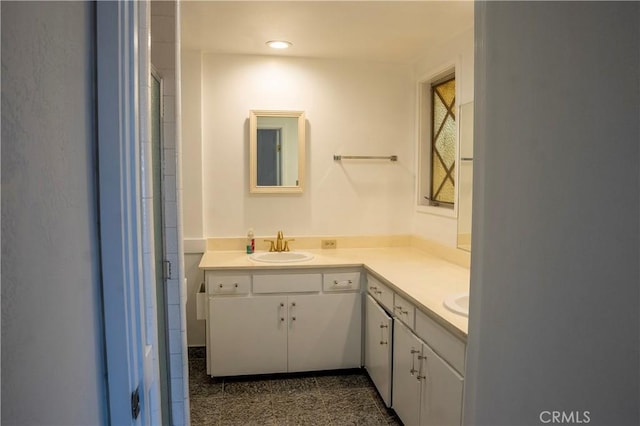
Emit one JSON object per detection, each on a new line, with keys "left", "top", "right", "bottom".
{"left": 257, "top": 127, "right": 282, "bottom": 186}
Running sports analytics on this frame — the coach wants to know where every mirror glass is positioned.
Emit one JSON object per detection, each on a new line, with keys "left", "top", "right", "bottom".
{"left": 457, "top": 102, "right": 473, "bottom": 252}
{"left": 249, "top": 110, "right": 305, "bottom": 193}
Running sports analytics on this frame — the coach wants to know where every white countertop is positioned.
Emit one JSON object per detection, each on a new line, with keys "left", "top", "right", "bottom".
{"left": 199, "top": 247, "right": 470, "bottom": 340}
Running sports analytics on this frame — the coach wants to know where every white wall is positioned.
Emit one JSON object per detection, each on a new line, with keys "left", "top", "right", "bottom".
{"left": 1, "top": 2, "right": 106, "bottom": 424}
{"left": 180, "top": 50, "right": 207, "bottom": 347}
{"left": 183, "top": 53, "right": 416, "bottom": 239}
{"left": 465, "top": 2, "right": 639, "bottom": 425}
{"left": 181, "top": 49, "right": 204, "bottom": 239}
{"left": 412, "top": 28, "right": 475, "bottom": 247}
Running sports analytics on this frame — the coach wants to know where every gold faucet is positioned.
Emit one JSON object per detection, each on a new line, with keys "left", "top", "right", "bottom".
{"left": 265, "top": 230, "right": 294, "bottom": 252}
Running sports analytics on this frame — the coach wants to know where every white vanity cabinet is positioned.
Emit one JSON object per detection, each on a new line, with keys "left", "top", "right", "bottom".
{"left": 392, "top": 320, "right": 423, "bottom": 426}
{"left": 365, "top": 294, "right": 393, "bottom": 407}
{"left": 287, "top": 292, "right": 361, "bottom": 372}
{"left": 393, "top": 321, "right": 464, "bottom": 426}
{"left": 364, "top": 273, "right": 466, "bottom": 426}
{"left": 209, "top": 295, "right": 288, "bottom": 376}
{"left": 206, "top": 269, "right": 362, "bottom": 377}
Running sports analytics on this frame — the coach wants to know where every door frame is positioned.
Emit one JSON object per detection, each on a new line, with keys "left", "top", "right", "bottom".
{"left": 150, "top": 65, "right": 172, "bottom": 422}
{"left": 96, "top": 1, "right": 151, "bottom": 424}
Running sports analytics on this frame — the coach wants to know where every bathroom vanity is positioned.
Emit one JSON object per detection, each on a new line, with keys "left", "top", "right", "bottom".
{"left": 205, "top": 268, "right": 362, "bottom": 376}
{"left": 366, "top": 274, "right": 465, "bottom": 426}
{"left": 199, "top": 245, "right": 469, "bottom": 425}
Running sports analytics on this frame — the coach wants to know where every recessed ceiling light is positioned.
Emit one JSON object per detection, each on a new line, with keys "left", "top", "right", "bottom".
{"left": 266, "top": 40, "right": 292, "bottom": 49}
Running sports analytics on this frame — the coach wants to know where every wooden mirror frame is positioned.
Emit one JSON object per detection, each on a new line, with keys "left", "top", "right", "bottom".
{"left": 249, "top": 110, "right": 306, "bottom": 194}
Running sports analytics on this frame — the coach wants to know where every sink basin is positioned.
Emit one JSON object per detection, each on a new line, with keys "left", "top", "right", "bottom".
{"left": 249, "top": 251, "right": 314, "bottom": 263}
{"left": 443, "top": 293, "right": 469, "bottom": 317}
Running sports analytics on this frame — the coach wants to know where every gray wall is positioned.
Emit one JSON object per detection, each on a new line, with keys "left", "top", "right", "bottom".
{"left": 1, "top": 2, "right": 106, "bottom": 424}
{"left": 465, "top": 2, "right": 639, "bottom": 425}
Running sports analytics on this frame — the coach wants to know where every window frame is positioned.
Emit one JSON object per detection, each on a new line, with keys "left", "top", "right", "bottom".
{"left": 430, "top": 74, "right": 457, "bottom": 208}
{"left": 415, "top": 63, "right": 460, "bottom": 219}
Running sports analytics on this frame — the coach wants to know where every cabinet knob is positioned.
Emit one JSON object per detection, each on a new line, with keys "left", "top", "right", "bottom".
{"left": 291, "top": 302, "right": 296, "bottom": 307}
{"left": 410, "top": 349, "right": 420, "bottom": 354}
{"left": 292, "top": 316, "right": 296, "bottom": 321}
{"left": 379, "top": 324, "right": 388, "bottom": 329}
{"left": 380, "top": 340, "right": 388, "bottom": 345}
{"left": 280, "top": 317, "right": 285, "bottom": 322}
{"left": 234, "top": 283, "right": 238, "bottom": 288}
{"left": 280, "top": 302, "right": 284, "bottom": 307}
{"left": 410, "top": 368, "right": 418, "bottom": 375}
{"left": 417, "top": 375, "right": 426, "bottom": 381}
{"left": 218, "top": 283, "right": 223, "bottom": 288}
{"left": 370, "top": 286, "right": 378, "bottom": 291}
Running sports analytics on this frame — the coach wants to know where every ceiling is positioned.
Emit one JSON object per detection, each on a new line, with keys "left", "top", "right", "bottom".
{"left": 180, "top": 1, "right": 474, "bottom": 65}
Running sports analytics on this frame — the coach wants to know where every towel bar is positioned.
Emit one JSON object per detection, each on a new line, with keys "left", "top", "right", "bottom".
{"left": 333, "top": 155, "right": 397, "bottom": 162}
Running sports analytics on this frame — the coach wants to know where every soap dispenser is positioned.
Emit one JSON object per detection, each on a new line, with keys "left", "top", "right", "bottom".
{"left": 246, "top": 228, "right": 255, "bottom": 254}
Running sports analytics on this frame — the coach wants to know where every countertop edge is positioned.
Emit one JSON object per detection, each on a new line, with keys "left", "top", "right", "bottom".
{"left": 199, "top": 248, "right": 469, "bottom": 341}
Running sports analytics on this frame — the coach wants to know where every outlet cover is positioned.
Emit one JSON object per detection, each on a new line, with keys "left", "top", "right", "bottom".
{"left": 321, "top": 239, "right": 337, "bottom": 249}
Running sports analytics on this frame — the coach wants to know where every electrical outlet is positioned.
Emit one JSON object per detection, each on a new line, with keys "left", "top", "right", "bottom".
{"left": 321, "top": 239, "right": 337, "bottom": 249}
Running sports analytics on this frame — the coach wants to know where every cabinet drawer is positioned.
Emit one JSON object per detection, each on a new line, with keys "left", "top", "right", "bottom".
{"left": 253, "top": 273, "right": 322, "bottom": 294}
{"left": 323, "top": 271, "right": 361, "bottom": 292}
{"left": 415, "top": 309, "right": 466, "bottom": 375}
{"left": 393, "top": 293, "right": 415, "bottom": 330}
{"left": 207, "top": 274, "right": 251, "bottom": 295}
{"left": 367, "top": 275, "right": 394, "bottom": 312}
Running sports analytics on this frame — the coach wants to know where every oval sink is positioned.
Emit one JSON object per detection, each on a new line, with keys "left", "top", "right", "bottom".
{"left": 443, "top": 293, "right": 469, "bottom": 317}
{"left": 249, "top": 251, "right": 314, "bottom": 263}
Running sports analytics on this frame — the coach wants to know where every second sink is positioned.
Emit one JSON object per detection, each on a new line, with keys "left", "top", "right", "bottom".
{"left": 443, "top": 293, "right": 469, "bottom": 317}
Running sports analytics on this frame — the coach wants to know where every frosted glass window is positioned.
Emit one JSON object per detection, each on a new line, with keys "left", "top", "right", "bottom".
{"left": 430, "top": 76, "right": 456, "bottom": 206}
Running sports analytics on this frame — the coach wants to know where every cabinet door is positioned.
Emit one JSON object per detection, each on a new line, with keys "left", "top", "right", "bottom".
{"left": 209, "top": 296, "right": 287, "bottom": 376}
{"left": 419, "top": 342, "right": 464, "bottom": 426}
{"left": 287, "top": 293, "right": 362, "bottom": 372}
{"left": 365, "top": 295, "right": 393, "bottom": 407}
{"left": 392, "top": 320, "right": 422, "bottom": 426}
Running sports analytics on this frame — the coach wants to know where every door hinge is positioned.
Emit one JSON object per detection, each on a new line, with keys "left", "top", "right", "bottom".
{"left": 131, "top": 387, "right": 140, "bottom": 420}
{"left": 163, "top": 260, "right": 172, "bottom": 280}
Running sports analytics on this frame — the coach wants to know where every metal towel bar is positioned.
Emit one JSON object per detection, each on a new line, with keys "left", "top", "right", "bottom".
{"left": 333, "top": 155, "right": 398, "bottom": 162}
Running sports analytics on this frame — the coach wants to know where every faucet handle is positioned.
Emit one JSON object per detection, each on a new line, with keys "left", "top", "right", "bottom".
{"left": 264, "top": 240, "right": 275, "bottom": 252}
{"left": 283, "top": 239, "right": 295, "bottom": 252}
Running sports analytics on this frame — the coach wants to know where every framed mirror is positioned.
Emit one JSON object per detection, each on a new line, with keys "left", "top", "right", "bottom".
{"left": 249, "top": 110, "right": 306, "bottom": 193}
